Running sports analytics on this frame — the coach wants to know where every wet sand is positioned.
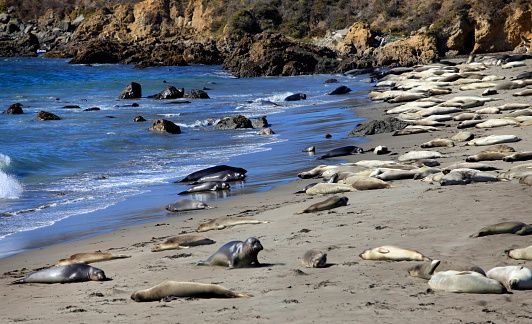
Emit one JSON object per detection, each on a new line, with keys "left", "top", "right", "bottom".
{"left": 0, "top": 57, "right": 531, "bottom": 323}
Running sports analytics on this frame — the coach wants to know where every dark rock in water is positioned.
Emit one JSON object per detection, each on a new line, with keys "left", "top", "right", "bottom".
{"left": 318, "top": 146, "right": 364, "bottom": 159}
{"left": 151, "top": 86, "right": 184, "bottom": 100}
{"left": 165, "top": 101, "right": 191, "bottom": 105}
{"left": 37, "top": 111, "right": 61, "bottom": 121}
{"left": 324, "top": 79, "right": 338, "bottom": 84}
{"left": 325, "top": 133, "right": 332, "bottom": 138}
{"left": 69, "top": 39, "right": 122, "bottom": 64}
{"left": 185, "top": 89, "right": 210, "bottom": 99}
{"left": 149, "top": 119, "right": 181, "bottom": 134}
{"left": 284, "top": 93, "right": 307, "bottom": 101}
{"left": 258, "top": 127, "right": 275, "bottom": 135}
{"left": 134, "top": 116, "right": 146, "bottom": 122}
{"left": 84, "top": 107, "right": 100, "bottom": 112}
{"left": 179, "top": 165, "right": 248, "bottom": 183}
{"left": 119, "top": 82, "right": 142, "bottom": 99}
{"left": 250, "top": 116, "right": 269, "bottom": 128}
{"left": 63, "top": 105, "right": 81, "bottom": 109}
{"left": 214, "top": 115, "right": 253, "bottom": 130}
{"left": 4, "top": 103, "right": 23, "bottom": 114}
{"left": 328, "top": 86, "right": 351, "bottom": 95}
{"left": 131, "top": 103, "right": 140, "bottom": 107}
{"left": 105, "top": 116, "right": 116, "bottom": 119}
{"left": 349, "top": 117, "right": 410, "bottom": 136}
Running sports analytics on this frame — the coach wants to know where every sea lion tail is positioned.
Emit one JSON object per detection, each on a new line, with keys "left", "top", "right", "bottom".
{"left": 469, "top": 233, "right": 480, "bottom": 238}
{"left": 116, "top": 254, "right": 131, "bottom": 259}
{"left": 196, "top": 260, "right": 207, "bottom": 266}
{"left": 177, "top": 191, "right": 188, "bottom": 195}
{"left": 11, "top": 278, "right": 25, "bottom": 284}
{"left": 235, "top": 292, "right": 253, "bottom": 298}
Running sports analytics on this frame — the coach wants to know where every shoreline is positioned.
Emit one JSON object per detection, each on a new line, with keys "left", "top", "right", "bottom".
{"left": 1, "top": 57, "right": 531, "bottom": 323}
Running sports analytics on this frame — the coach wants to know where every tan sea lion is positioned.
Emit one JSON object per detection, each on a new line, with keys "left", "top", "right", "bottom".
{"left": 475, "top": 107, "right": 500, "bottom": 114}
{"left": 197, "top": 237, "right": 263, "bottom": 268}
{"left": 359, "top": 246, "right": 430, "bottom": 261}
{"left": 513, "top": 89, "right": 532, "bottom": 96}
{"left": 197, "top": 217, "right": 269, "bottom": 232}
{"left": 487, "top": 266, "right": 532, "bottom": 290}
{"left": 398, "top": 151, "right": 443, "bottom": 162}
{"left": 443, "top": 162, "right": 499, "bottom": 172}
{"left": 475, "top": 119, "right": 519, "bottom": 128}
{"left": 421, "top": 139, "right": 454, "bottom": 148}
{"left": 507, "top": 246, "right": 532, "bottom": 260}
{"left": 466, "top": 135, "right": 521, "bottom": 146}
{"left": 481, "top": 144, "right": 516, "bottom": 153}
{"left": 300, "top": 250, "right": 327, "bottom": 268}
{"left": 56, "top": 252, "right": 131, "bottom": 266}
{"left": 519, "top": 175, "right": 532, "bottom": 186}
{"left": 408, "top": 260, "right": 486, "bottom": 280}
{"left": 297, "top": 196, "right": 348, "bottom": 214}
{"left": 305, "top": 183, "right": 356, "bottom": 195}
{"left": 349, "top": 177, "right": 391, "bottom": 190}
{"left": 12, "top": 264, "right": 106, "bottom": 284}
{"left": 451, "top": 131, "right": 474, "bottom": 142}
{"left": 503, "top": 152, "right": 532, "bottom": 162}
{"left": 152, "top": 234, "right": 215, "bottom": 252}
{"left": 470, "top": 221, "right": 532, "bottom": 237}
{"left": 393, "top": 128, "right": 429, "bottom": 136}
{"left": 453, "top": 113, "right": 481, "bottom": 121}
{"left": 131, "top": 281, "right": 250, "bottom": 302}
{"left": 428, "top": 270, "right": 506, "bottom": 294}
{"left": 466, "top": 151, "right": 509, "bottom": 162}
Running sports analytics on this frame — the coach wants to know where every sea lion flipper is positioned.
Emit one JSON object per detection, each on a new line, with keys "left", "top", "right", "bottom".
{"left": 10, "top": 278, "right": 25, "bottom": 284}
{"left": 428, "top": 260, "right": 441, "bottom": 275}
{"left": 377, "top": 247, "right": 390, "bottom": 254}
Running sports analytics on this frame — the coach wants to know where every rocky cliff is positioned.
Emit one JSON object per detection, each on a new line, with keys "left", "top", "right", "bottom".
{"left": 0, "top": 0, "right": 530, "bottom": 76}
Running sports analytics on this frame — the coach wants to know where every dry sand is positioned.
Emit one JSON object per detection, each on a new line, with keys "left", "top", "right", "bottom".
{"left": 0, "top": 58, "right": 531, "bottom": 323}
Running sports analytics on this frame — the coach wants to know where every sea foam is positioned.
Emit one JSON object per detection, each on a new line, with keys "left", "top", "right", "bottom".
{"left": 0, "top": 154, "right": 23, "bottom": 199}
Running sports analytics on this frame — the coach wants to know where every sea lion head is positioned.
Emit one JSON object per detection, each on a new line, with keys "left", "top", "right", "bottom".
{"left": 309, "top": 251, "right": 327, "bottom": 268}
{"left": 88, "top": 267, "right": 107, "bottom": 281}
{"left": 244, "top": 237, "right": 263, "bottom": 253}
{"left": 408, "top": 260, "right": 440, "bottom": 279}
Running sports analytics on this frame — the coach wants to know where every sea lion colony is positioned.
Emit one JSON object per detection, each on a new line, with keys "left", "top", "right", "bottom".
{"left": 8, "top": 54, "right": 532, "bottom": 304}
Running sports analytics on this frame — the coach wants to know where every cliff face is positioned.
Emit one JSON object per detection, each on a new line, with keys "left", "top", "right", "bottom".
{"left": 0, "top": 0, "right": 530, "bottom": 75}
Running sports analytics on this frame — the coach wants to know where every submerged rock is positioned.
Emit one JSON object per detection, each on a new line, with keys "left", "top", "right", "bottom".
{"left": 84, "top": 107, "right": 100, "bottom": 112}
{"left": 215, "top": 115, "right": 253, "bottom": 130}
{"left": 37, "top": 111, "right": 61, "bottom": 121}
{"left": 250, "top": 116, "right": 269, "bottom": 128}
{"left": 258, "top": 127, "right": 275, "bottom": 135}
{"left": 349, "top": 117, "right": 410, "bottom": 136}
{"left": 328, "top": 86, "right": 351, "bottom": 95}
{"left": 4, "top": 103, "right": 23, "bottom": 114}
{"left": 149, "top": 119, "right": 181, "bottom": 134}
{"left": 119, "top": 82, "right": 142, "bottom": 99}
{"left": 185, "top": 89, "right": 210, "bottom": 99}
{"left": 284, "top": 93, "right": 307, "bottom": 101}
{"left": 151, "top": 86, "right": 184, "bottom": 100}
{"left": 134, "top": 116, "right": 146, "bottom": 122}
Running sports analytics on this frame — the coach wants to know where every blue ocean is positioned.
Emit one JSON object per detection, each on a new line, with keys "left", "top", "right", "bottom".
{"left": 0, "top": 57, "right": 371, "bottom": 258}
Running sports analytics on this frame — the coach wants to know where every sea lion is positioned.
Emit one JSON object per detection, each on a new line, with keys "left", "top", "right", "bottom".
{"left": 503, "top": 152, "right": 532, "bottom": 162}
{"left": 198, "top": 237, "right": 263, "bottom": 268}
{"left": 297, "top": 196, "right": 348, "bottom": 214}
{"left": 317, "top": 146, "right": 364, "bottom": 160}
{"left": 520, "top": 175, "right": 532, "bottom": 186}
{"left": 359, "top": 246, "right": 430, "bottom": 261}
{"left": 451, "top": 131, "right": 474, "bottom": 142}
{"left": 507, "top": 246, "right": 532, "bottom": 260}
{"left": 498, "top": 163, "right": 532, "bottom": 180}
{"left": 487, "top": 266, "right": 532, "bottom": 290}
{"left": 457, "top": 120, "right": 484, "bottom": 129}
{"left": 131, "top": 281, "right": 250, "bottom": 302}
{"left": 179, "top": 165, "right": 247, "bottom": 183}
{"left": 428, "top": 270, "right": 506, "bottom": 294}
{"left": 56, "top": 252, "right": 131, "bottom": 266}
{"left": 453, "top": 113, "right": 481, "bottom": 121}
{"left": 387, "top": 93, "right": 427, "bottom": 103}
{"left": 284, "top": 93, "right": 307, "bottom": 101}
{"left": 165, "top": 199, "right": 210, "bottom": 212}
{"left": 466, "top": 135, "right": 521, "bottom": 146}
{"left": 297, "top": 165, "right": 336, "bottom": 178}
{"left": 421, "top": 139, "right": 454, "bottom": 148}
{"left": 470, "top": 221, "right": 532, "bottom": 237}
{"left": 305, "top": 183, "right": 356, "bottom": 195}
{"left": 443, "top": 162, "right": 500, "bottom": 172}
{"left": 300, "top": 250, "right": 327, "bottom": 268}
{"left": 178, "top": 181, "right": 230, "bottom": 195}
{"left": 302, "top": 146, "right": 315, "bottom": 153}
{"left": 475, "top": 107, "right": 500, "bottom": 114}
{"left": 197, "top": 217, "right": 269, "bottom": 232}
{"left": 475, "top": 119, "right": 519, "bottom": 128}
{"left": 191, "top": 170, "right": 245, "bottom": 183}
{"left": 418, "top": 106, "right": 462, "bottom": 117}
{"left": 466, "top": 151, "right": 509, "bottom": 162}
{"left": 513, "top": 89, "right": 532, "bottom": 97}
{"left": 373, "top": 145, "right": 390, "bottom": 155}
{"left": 408, "top": 260, "right": 486, "bottom": 280}
{"left": 12, "top": 264, "right": 106, "bottom": 284}
{"left": 349, "top": 177, "right": 391, "bottom": 190}
{"left": 353, "top": 160, "right": 398, "bottom": 168}
{"left": 398, "top": 151, "right": 443, "bottom": 162}
{"left": 152, "top": 234, "right": 215, "bottom": 252}
{"left": 393, "top": 128, "right": 429, "bottom": 136}
{"left": 459, "top": 82, "right": 497, "bottom": 91}
{"left": 501, "top": 61, "right": 526, "bottom": 69}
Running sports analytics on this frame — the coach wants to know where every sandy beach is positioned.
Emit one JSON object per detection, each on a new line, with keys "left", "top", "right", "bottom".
{"left": 1, "top": 57, "right": 531, "bottom": 323}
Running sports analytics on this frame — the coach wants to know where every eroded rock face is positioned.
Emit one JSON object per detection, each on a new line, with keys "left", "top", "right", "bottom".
{"left": 349, "top": 117, "right": 410, "bottom": 136}
{"left": 184, "top": 89, "right": 210, "bottom": 99}
{"left": 337, "top": 22, "right": 375, "bottom": 54}
{"left": 69, "top": 39, "right": 122, "bottom": 64}
{"left": 152, "top": 86, "right": 184, "bottom": 100}
{"left": 214, "top": 115, "right": 253, "bottom": 130}
{"left": 149, "top": 119, "right": 181, "bottom": 134}
{"left": 119, "top": 82, "right": 142, "bottom": 99}
{"left": 250, "top": 116, "right": 269, "bottom": 128}
{"left": 37, "top": 111, "right": 61, "bottom": 121}
{"left": 373, "top": 33, "right": 439, "bottom": 67}
{"left": 4, "top": 103, "right": 24, "bottom": 115}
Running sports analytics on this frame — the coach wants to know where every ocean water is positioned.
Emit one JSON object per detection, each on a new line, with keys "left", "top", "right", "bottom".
{"left": 0, "top": 57, "right": 372, "bottom": 258}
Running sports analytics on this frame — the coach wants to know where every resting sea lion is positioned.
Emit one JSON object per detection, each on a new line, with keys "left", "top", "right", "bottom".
{"left": 349, "top": 177, "right": 391, "bottom": 190}
{"left": 487, "top": 266, "right": 532, "bottom": 290}
{"left": 513, "top": 89, "right": 532, "bottom": 96}
{"left": 398, "top": 151, "right": 443, "bottom": 162}
{"left": 359, "top": 246, "right": 430, "bottom": 261}
{"left": 453, "top": 113, "right": 481, "bottom": 121}
{"left": 305, "top": 183, "right": 356, "bottom": 195}
{"left": 12, "top": 264, "right": 106, "bottom": 284}
{"left": 131, "top": 281, "right": 250, "bottom": 302}
{"left": 179, "top": 165, "right": 247, "bottom": 183}
{"left": 152, "top": 234, "right": 215, "bottom": 252}
{"left": 408, "top": 260, "right": 486, "bottom": 280}
{"left": 165, "top": 199, "right": 210, "bottom": 212}
{"left": 475, "top": 119, "right": 519, "bottom": 128}
{"left": 466, "top": 151, "right": 508, "bottom": 162}
{"left": 297, "top": 196, "right": 348, "bottom": 214}
{"left": 198, "top": 237, "right": 263, "bottom": 268}
{"left": 178, "top": 181, "right": 230, "bottom": 195}
{"left": 443, "top": 162, "right": 499, "bottom": 172}
{"left": 57, "top": 252, "right": 131, "bottom": 266}
{"left": 197, "top": 217, "right": 269, "bottom": 232}
{"left": 520, "top": 175, "right": 532, "bottom": 186}
{"left": 428, "top": 270, "right": 506, "bottom": 294}
{"left": 317, "top": 146, "right": 364, "bottom": 160}
{"left": 457, "top": 120, "right": 484, "bottom": 129}
{"left": 507, "top": 245, "right": 532, "bottom": 260}
{"left": 300, "top": 250, "right": 327, "bottom": 268}
{"left": 466, "top": 135, "right": 521, "bottom": 146}
{"left": 503, "top": 152, "right": 532, "bottom": 162}
{"left": 451, "top": 131, "right": 474, "bottom": 142}
{"left": 470, "top": 221, "right": 532, "bottom": 237}
{"left": 192, "top": 170, "right": 245, "bottom": 183}
{"left": 421, "top": 139, "right": 454, "bottom": 148}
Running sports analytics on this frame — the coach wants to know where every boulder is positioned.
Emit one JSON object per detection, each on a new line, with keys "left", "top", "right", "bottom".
{"left": 337, "top": 22, "right": 375, "bottom": 54}
{"left": 324, "top": 79, "right": 338, "bottom": 84}
{"left": 215, "top": 115, "right": 253, "bottom": 130}
{"left": 149, "top": 119, "right": 181, "bottom": 134}
{"left": 134, "top": 116, "right": 146, "bottom": 122}
{"left": 373, "top": 33, "right": 439, "bottom": 67}
{"left": 4, "top": 103, "right": 23, "bottom": 114}
{"left": 69, "top": 39, "right": 122, "bottom": 64}
{"left": 84, "top": 107, "right": 100, "bottom": 111}
{"left": 258, "top": 127, "right": 275, "bottom": 135}
{"left": 328, "top": 85, "right": 351, "bottom": 95}
{"left": 284, "top": 93, "right": 307, "bottom": 101}
{"left": 185, "top": 89, "right": 210, "bottom": 99}
{"left": 63, "top": 105, "right": 80, "bottom": 109}
{"left": 37, "top": 111, "right": 61, "bottom": 121}
{"left": 349, "top": 117, "right": 410, "bottom": 136}
{"left": 119, "top": 82, "right": 142, "bottom": 99}
{"left": 250, "top": 116, "right": 269, "bottom": 128}
{"left": 152, "top": 86, "right": 184, "bottom": 100}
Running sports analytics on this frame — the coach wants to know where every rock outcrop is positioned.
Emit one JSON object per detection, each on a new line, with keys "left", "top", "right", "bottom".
{"left": 119, "top": 82, "right": 142, "bottom": 99}
{"left": 215, "top": 115, "right": 253, "bottom": 130}
{"left": 149, "top": 119, "right": 181, "bottom": 134}
{"left": 3, "top": 103, "right": 24, "bottom": 114}
{"left": 349, "top": 117, "right": 410, "bottom": 136}
{"left": 152, "top": 86, "right": 184, "bottom": 100}
{"left": 37, "top": 111, "right": 61, "bottom": 121}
